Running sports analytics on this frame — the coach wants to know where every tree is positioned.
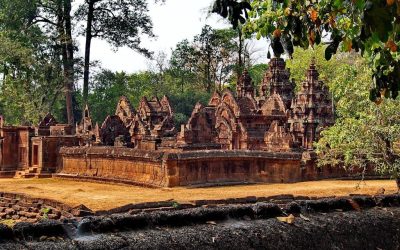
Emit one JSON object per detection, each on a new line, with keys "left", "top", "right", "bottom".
{"left": 212, "top": 0, "right": 400, "bottom": 102}
{"left": 283, "top": 47, "right": 400, "bottom": 190}
{"left": 0, "top": 0, "right": 76, "bottom": 125}
{"left": 76, "top": 0, "right": 162, "bottom": 108}
{"left": 196, "top": 26, "right": 241, "bottom": 92}
{"left": 60, "top": 0, "right": 76, "bottom": 125}
{"left": 169, "top": 39, "right": 197, "bottom": 92}
{"left": 88, "top": 69, "right": 128, "bottom": 123}
{"left": 0, "top": 32, "right": 65, "bottom": 125}
{"left": 314, "top": 53, "right": 400, "bottom": 189}
{"left": 0, "top": 0, "right": 73, "bottom": 125}
{"left": 170, "top": 26, "right": 239, "bottom": 93}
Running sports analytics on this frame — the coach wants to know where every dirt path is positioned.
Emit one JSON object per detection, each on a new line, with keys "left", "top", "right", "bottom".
{"left": 0, "top": 178, "right": 397, "bottom": 211}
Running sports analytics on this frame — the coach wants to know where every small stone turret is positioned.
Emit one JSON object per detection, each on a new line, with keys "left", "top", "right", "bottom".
{"left": 288, "top": 59, "right": 334, "bottom": 149}
{"left": 260, "top": 58, "right": 295, "bottom": 109}
{"left": 236, "top": 69, "right": 254, "bottom": 98}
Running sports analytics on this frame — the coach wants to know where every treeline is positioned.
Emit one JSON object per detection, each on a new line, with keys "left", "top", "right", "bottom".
{"left": 88, "top": 24, "right": 267, "bottom": 125}
{"left": 0, "top": 0, "right": 267, "bottom": 127}
{"left": 0, "top": 0, "right": 162, "bottom": 125}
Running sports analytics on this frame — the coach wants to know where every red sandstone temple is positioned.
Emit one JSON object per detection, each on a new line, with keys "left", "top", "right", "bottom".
{"left": 0, "top": 58, "right": 341, "bottom": 187}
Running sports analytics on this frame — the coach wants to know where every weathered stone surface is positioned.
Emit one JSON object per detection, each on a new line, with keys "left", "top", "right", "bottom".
{"left": 58, "top": 147, "right": 346, "bottom": 187}
{"left": 0, "top": 58, "right": 350, "bottom": 188}
{"left": 288, "top": 60, "right": 334, "bottom": 149}
{"left": 179, "top": 59, "right": 333, "bottom": 153}
{"left": 0, "top": 193, "right": 75, "bottom": 223}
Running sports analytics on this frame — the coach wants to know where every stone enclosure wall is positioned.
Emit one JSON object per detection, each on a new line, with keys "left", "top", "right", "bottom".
{"left": 57, "top": 147, "right": 344, "bottom": 187}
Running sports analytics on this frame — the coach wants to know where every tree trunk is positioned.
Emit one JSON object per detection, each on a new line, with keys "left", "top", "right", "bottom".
{"left": 63, "top": 0, "right": 74, "bottom": 126}
{"left": 238, "top": 27, "right": 243, "bottom": 76}
{"left": 206, "top": 55, "right": 212, "bottom": 93}
{"left": 83, "top": 0, "right": 95, "bottom": 109}
{"left": 56, "top": 0, "right": 75, "bottom": 126}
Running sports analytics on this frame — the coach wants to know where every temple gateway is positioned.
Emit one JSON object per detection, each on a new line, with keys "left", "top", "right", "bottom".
{"left": 0, "top": 58, "right": 346, "bottom": 187}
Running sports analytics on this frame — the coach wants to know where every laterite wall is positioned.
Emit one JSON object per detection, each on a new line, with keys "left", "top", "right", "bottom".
{"left": 58, "top": 147, "right": 345, "bottom": 187}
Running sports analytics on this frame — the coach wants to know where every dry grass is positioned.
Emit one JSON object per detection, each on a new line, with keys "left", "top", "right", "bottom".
{"left": 0, "top": 178, "right": 397, "bottom": 211}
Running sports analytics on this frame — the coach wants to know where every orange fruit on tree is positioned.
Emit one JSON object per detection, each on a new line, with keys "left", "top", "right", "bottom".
{"left": 273, "top": 29, "right": 281, "bottom": 38}
{"left": 387, "top": 0, "right": 395, "bottom": 6}
{"left": 310, "top": 8, "right": 318, "bottom": 22}
{"left": 385, "top": 40, "right": 398, "bottom": 52}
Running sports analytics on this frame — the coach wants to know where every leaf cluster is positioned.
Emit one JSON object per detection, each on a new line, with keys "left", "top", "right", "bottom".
{"left": 75, "top": 0, "right": 155, "bottom": 57}
{"left": 213, "top": 0, "right": 400, "bottom": 102}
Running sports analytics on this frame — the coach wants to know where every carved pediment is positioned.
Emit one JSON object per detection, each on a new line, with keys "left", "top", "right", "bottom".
{"left": 115, "top": 96, "right": 136, "bottom": 126}
{"left": 100, "top": 115, "right": 130, "bottom": 146}
{"left": 261, "top": 94, "right": 287, "bottom": 117}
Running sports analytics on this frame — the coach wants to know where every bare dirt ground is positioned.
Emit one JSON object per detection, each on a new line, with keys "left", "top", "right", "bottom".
{"left": 0, "top": 178, "right": 397, "bottom": 211}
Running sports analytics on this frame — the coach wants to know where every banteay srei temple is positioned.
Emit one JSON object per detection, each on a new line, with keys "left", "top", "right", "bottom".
{"left": 0, "top": 58, "right": 344, "bottom": 187}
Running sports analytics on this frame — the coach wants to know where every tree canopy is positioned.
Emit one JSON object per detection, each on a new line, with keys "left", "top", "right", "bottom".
{"left": 76, "top": 0, "right": 160, "bottom": 108}
{"left": 212, "top": 0, "right": 400, "bottom": 102}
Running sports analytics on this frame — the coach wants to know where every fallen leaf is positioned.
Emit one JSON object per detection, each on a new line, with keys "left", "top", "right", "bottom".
{"left": 206, "top": 221, "right": 217, "bottom": 225}
{"left": 277, "top": 214, "right": 295, "bottom": 224}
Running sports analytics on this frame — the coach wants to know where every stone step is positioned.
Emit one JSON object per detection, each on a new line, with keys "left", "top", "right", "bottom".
{"left": 19, "top": 173, "right": 37, "bottom": 179}
{"left": 27, "top": 167, "right": 38, "bottom": 173}
{"left": 35, "top": 173, "right": 52, "bottom": 178}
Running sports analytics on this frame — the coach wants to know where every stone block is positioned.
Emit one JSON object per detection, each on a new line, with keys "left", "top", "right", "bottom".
{"left": 47, "top": 213, "right": 61, "bottom": 220}
{"left": 12, "top": 205, "right": 21, "bottom": 211}
{"left": 25, "top": 212, "right": 39, "bottom": 219}
{"left": 4, "top": 208, "right": 15, "bottom": 215}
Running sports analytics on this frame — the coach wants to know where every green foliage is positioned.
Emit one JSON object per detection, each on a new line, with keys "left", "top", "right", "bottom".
{"left": 40, "top": 207, "right": 51, "bottom": 220}
{"left": 212, "top": 0, "right": 251, "bottom": 29}
{"left": 0, "top": 0, "right": 78, "bottom": 125}
{"left": 88, "top": 68, "right": 212, "bottom": 125}
{"left": 172, "top": 201, "right": 180, "bottom": 209}
{"left": 213, "top": 0, "right": 400, "bottom": 102}
{"left": 285, "top": 45, "right": 400, "bottom": 178}
{"left": 170, "top": 25, "right": 241, "bottom": 93}
{"left": 0, "top": 12, "right": 65, "bottom": 125}
{"left": 88, "top": 70, "right": 128, "bottom": 123}
{"left": 0, "top": 219, "right": 17, "bottom": 227}
{"left": 77, "top": 0, "right": 160, "bottom": 107}
{"left": 248, "top": 63, "right": 268, "bottom": 90}
{"left": 168, "top": 91, "right": 211, "bottom": 126}
{"left": 76, "top": 0, "right": 155, "bottom": 57}
{"left": 312, "top": 53, "right": 400, "bottom": 178}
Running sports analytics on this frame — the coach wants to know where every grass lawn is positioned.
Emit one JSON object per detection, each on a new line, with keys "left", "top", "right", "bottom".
{"left": 0, "top": 178, "right": 397, "bottom": 211}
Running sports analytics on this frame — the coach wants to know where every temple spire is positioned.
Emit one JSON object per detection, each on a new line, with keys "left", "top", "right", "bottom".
{"left": 236, "top": 69, "right": 254, "bottom": 98}
{"left": 260, "top": 57, "right": 295, "bottom": 109}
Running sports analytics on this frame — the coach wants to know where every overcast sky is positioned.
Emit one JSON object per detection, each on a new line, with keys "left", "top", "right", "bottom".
{"left": 76, "top": 0, "right": 239, "bottom": 73}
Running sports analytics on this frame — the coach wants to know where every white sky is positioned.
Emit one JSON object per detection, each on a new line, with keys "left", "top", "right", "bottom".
{"left": 76, "top": 0, "right": 251, "bottom": 73}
